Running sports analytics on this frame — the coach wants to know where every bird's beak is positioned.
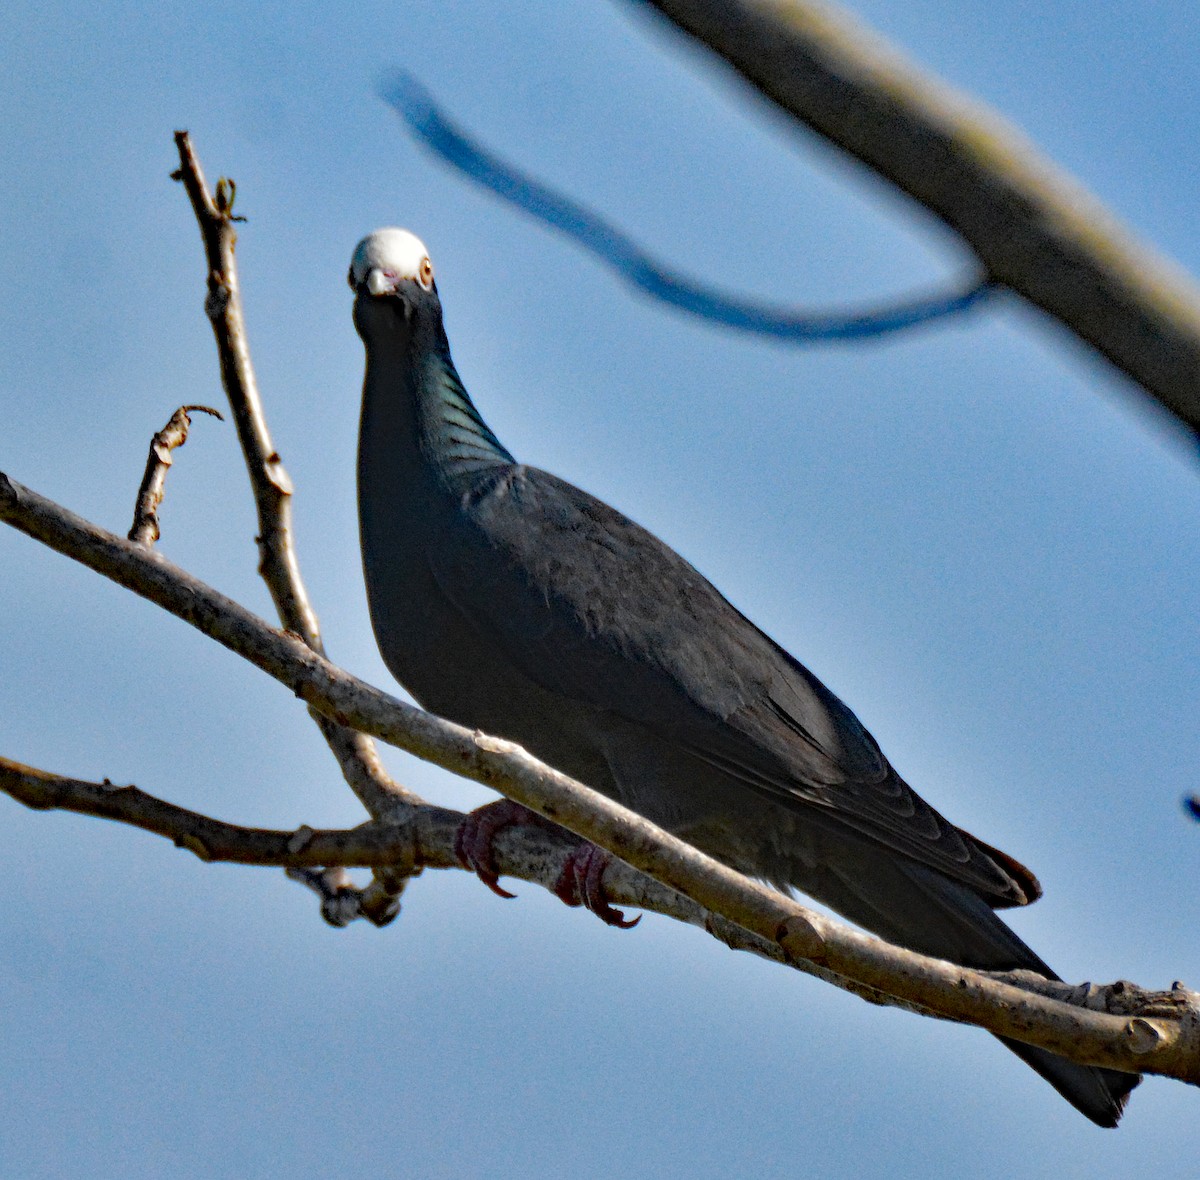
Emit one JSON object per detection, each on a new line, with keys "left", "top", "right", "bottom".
{"left": 365, "top": 268, "right": 397, "bottom": 297}
{"left": 352, "top": 268, "right": 415, "bottom": 320}
{"left": 349, "top": 266, "right": 399, "bottom": 297}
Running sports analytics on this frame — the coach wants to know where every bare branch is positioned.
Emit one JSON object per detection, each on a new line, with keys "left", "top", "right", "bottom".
{"left": 6, "top": 749, "right": 1176, "bottom": 1029}
{"left": 171, "top": 131, "right": 416, "bottom": 829}
{"left": 170, "top": 133, "right": 317, "bottom": 649}
{"left": 2, "top": 469, "right": 1196, "bottom": 1084}
{"left": 0, "top": 748, "right": 905, "bottom": 998}
{"left": 128, "top": 404, "right": 223, "bottom": 546}
{"left": 0, "top": 754, "right": 417, "bottom": 870}
{"left": 630, "top": 0, "right": 1200, "bottom": 435}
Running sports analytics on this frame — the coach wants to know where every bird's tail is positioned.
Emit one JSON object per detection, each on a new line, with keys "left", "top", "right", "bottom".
{"left": 791, "top": 840, "right": 1140, "bottom": 1126}
{"left": 996, "top": 1034, "right": 1137, "bottom": 1128}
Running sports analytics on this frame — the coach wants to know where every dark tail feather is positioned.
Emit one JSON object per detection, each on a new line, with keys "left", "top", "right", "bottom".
{"left": 998, "top": 1037, "right": 1138, "bottom": 1128}
{"left": 790, "top": 839, "right": 1141, "bottom": 1126}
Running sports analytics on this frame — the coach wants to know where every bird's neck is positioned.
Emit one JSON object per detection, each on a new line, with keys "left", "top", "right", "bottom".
{"left": 420, "top": 329, "right": 515, "bottom": 476}
{"left": 359, "top": 315, "right": 514, "bottom": 502}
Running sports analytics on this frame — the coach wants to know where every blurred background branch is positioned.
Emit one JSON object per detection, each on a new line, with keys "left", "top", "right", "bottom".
{"left": 384, "top": 71, "right": 995, "bottom": 342}
{"left": 628, "top": 0, "right": 1200, "bottom": 435}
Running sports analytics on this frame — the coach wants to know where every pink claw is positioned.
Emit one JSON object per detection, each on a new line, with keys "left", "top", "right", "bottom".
{"left": 455, "top": 800, "right": 641, "bottom": 928}
{"left": 454, "top": 798, "right": 539, "bottom": 899}
{"left": 554, "top": 843, "right": 641, "bottom": 929}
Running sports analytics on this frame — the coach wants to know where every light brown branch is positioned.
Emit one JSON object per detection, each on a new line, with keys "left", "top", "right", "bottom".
{"left": 170, "top": 132, "right": 417, "bottom": 860}
{"left": 128, "top": 404, "right": 223, "bottom": 546}
{"left": 631, "top": 0, "right": 1200, "bottom": 435}
{"left": 2, "top": 469, "right": 1196, "bottom": 1084}
{"left": 7, "top": 750, "right": 1179, "bottom": 1029}
{"left": 0, "top": 749, "right": 896, "bottom": 996}
{"left": 0, "top": 754, "right": 417, "bottom": 869}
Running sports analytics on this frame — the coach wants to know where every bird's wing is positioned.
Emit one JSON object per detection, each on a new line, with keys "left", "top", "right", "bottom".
{"left": 431, "top": 465, "right": 1033, "bottom": 902}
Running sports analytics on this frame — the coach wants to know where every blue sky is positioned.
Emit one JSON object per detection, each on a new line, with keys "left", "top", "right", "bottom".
{"left": 1, "top": 1, "right": 1197, "bottom": 1175}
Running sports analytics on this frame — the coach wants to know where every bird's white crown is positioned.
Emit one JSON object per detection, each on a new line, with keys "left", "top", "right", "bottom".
{"left": 350, "top": 228, "right": 431, "bottom": 292}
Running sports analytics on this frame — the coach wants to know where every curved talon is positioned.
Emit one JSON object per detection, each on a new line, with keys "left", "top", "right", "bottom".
{"left": 483, "top": 876, "right": 517, "bottom": 900}
{"left": 454, "top": 799, "right": 537, "bottom": 899}
{"left": 552, "top": 857, "right": 584, "bottom": 908}
{"left": 455, "top": 802, "right": 641, "bottom": 927}
{"left": 559, "top": 843, "right": 641, "bottom": 929}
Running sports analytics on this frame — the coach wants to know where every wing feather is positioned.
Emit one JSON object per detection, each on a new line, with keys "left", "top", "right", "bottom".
{"left": 432, "top": 465, "right": 1035, "bottom": 903}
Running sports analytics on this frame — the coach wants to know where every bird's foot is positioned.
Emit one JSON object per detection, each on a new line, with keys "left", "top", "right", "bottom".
{"left": 553, "top": 843, "right": 641, "bottom": 929}
{"left": 453, "top": 799, "right": 640, "bottom": 928}
{"left": 454, "top": 798, "right": 545, "bottom": 899}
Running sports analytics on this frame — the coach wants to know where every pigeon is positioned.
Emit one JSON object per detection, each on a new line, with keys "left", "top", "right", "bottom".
{"left": 349, "top": 227, "right": 1139, "bottom": 1126}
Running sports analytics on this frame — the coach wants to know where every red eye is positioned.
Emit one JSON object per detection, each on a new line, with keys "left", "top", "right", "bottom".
{"left": 418, "top": 256, "right": 434, "bottom": 290}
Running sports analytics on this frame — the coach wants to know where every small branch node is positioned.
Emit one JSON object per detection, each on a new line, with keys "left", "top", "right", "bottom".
{"left": 1126, "top": 1017, "right": 1167, "bottom": 1054}
{"left": 358, "top": 871, "right": 408, "bottom": 927}
{"left": 214, "top": 176, "right": 247, "bottom": 223}
{"left": 287, "top": 825, "right": 316, "bottom": 854}
{"left": 285, "top": 866, "right": 373, "bottom": 928}
{"left": 215, "top": 177, "right": 235, "bottom": 215}
{"left": 776, "top": 912, "right": 827, "bottom": 964}
{"left": 204, "top": 281, "right": 231, "bottom": 319}
{"left": 474, "top": 730, "right": 520, "bottom": 757}
{"left": 177, "top": 833, "right": 213, "bottom": 862}
{"left": 321, "top": 891, "right": 364, "bottom": 927}
{"left": 264, "top": 465, "right": 294, "bottom": 496}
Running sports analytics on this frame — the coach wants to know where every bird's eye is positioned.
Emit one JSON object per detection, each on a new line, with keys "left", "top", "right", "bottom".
{"left": 418, "top": 256, "right": 434, "bottom": 290}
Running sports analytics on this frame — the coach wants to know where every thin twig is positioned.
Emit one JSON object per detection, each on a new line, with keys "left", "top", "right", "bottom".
{"left": 2, "top": 468, "right": 1196, "bottom": 1083}
{"left": 631, "top": 0, "right": 1200, "bottom": 435}
{"left": 170, "top": 134, "right": 321, "bottom": 650}
{"left": 0, "top": 754, "right": 418, "bottom": 869}
{"left": 171, "top": 128, "right": 417, "bottom": 926}
{"left": 128, "top": 404, "right": 223, "bottom": 546}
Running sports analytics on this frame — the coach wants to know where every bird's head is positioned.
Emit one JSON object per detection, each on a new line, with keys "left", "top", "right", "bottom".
{"left": 349, "top": 228, "right": 440, "bottom": 343}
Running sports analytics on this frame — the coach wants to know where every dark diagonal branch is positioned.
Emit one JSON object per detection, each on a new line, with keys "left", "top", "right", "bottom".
{"left": 2, "top": 469, "right": 1197, "bottom": 1085}
{"left": 171, "top": 133, "right": 416, "bottom": 841}
{"left": 128, "top": 404, "right": 223, "bottom": 546}
{"left": 629, "top": 0, "right": 1200, "bottom": 436}
{"left": 383, "top": 72, "right": 994, "bottom": 342}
